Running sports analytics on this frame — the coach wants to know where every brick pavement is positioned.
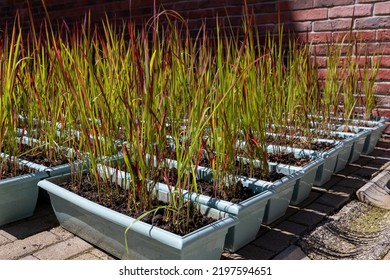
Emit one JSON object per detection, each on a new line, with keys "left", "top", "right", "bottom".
{"left": 1, "top": 139, "right": 389, "bottom": 260}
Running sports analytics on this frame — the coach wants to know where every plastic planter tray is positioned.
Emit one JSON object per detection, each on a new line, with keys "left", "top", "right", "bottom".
{"left": 38, "top": 173, "right": 238, "bottom": 260}
{"left": 268, "top": 157, "right": 325, "bottom": 205}
{"left": 333, "top": 126, "right": 372, "bottom": 163}
{"left": 267, "top": 143, "right": 342, "bottom": 186}
{"left": 196, "top": 158, "right": 303, "bottom": 224}
{"left": 352, "top": 120, "right": 387, "bottom": 155}
{"left": 104, "top": 161, "right": 276, "bottom": 252}
{"left": 0, "top": 155, "right": 50, "bottom": 226}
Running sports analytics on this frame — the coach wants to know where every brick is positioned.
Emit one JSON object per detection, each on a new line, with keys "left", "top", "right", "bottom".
{"left": 355, "top": 16, "right": 390, "bottom": 30}
{"left": 314, "top": 0, "right": 355, "bottom": 7}
{"left": 235, "top": 244, "right": 275, "bottom": 260}
{"left": 374, "top": 2, "right": 390, "bottom": 15}
{"left": 333, "top": 30, "right": 376, "bottom": 41}
{"left": 0, "top": 234, "right": 11, "bottom": 246}
{"left": 290, "top": 8, "right": 328, "bottom": 22}
{"left": 19, "top": 255, "right": 40, "bottom": 260}
{"left": 0, "top": 230, "right": 17, "bottom": 242}
{"left": 377, "top": 29, "right": 390, "bottom": 41}
{"left": 273, "top": 220, "right": 308, "bottom": 236}
{"left": 0, "top": 214, "right": 59, "bottom": 240}
{"left": 329, "top": 4, "right": 373, "bottom": 18}
{"left": 313, "top": 19, "right": 354, "bottom": 31}
{"left": 297, "top": 31, "right": 332, "bottom": 43}
{"left": 332, "top": 180, "right": 367, "bottom": 192}
{"left": 252, "top": 229, "right": 296, "bottom": 253}
{"left": 33, "top": 236, "right": 93, "bottom": 260}
{"left": 273, "top": 245, "right": 310, "bottom": 260}
{"left": 374, "top": 83, "right": 390, "bottom": 94}
{"left": 89, "top": 248, "right": 115, "bottom": 260}
{"left": 49, "top": 226, "right": 74, "bottom": 240}
{"left": 376, "top": 69, "right": 390, "bottom": 81}
{"left": 316, "top": 192, "right": 350, "bottom": 208}
{"left": 285, "top": 21, "right": 312, "bottom": 32}
{"left": 383, "top": 249, "right": 390, "bottom": 260}
{"left": 280, "top": 0, "right": 314, "bottom": 11}
{"left": 0, "top": 231, "right": 59, "bottom": 260}
{"left": 70, "top": 252, "right": 102, "bottom": 260}
{"left": 357, "top": 0, "right": 388, "bottom": 3}
{"left": 287, "top": 202, "right": 333, "bottom": 226}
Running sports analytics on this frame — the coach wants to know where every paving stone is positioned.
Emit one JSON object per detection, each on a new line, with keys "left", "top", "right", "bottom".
{"left": 351, "top": 155, "right": 374, "bottom": 166}
{"left": 50, "top": 226, "right": 74, "bottom": 240}
{"left": 33, "top": 236, "right": 93, "bottom": 260}
{"left": 315, "top": 192, "right": 350, "bottom": 209}
{"left": 335, "top": 165, "right": 360, "bottom": 176}
{"left": 287, "top": 203, "right": 333, "bottom": 227}
{"left": 0, "top": 214, "right": 59, "bottom": 240}
{"left": 351, "top": 166, "right": 378, "bottom": 180}
{"left": 0, "top": 231, "right": 59, "bottom": 260}
{"left": 313, "top": 176, "right": 343, "bottom": 191}
{"left": 294, "top": 192, "right": 322, "bottom": 207}
{"left": 264, "top": 206, "right": 300, "bottom": 228}
{"left": 221, "top": 251, "right": 246, "bottom": 260}
{"left": 70, "top": 252, "right": 102, "bottom": 260}
{"left": 368, "top": 149, "right": 390, "bottom": 158}
{"left": 383, "top": 250, "right": 390, "bottom": 260}
{"left": 335, "top": 177, "right": 367, "bottom": 190}
{"left": 234, "top": 244, "right": 275, "bottom": 260}
{"left": 19, "top": 255, "right": 40, "bottom": 260}
{"left": 274, "top": 220, "right": 308, "bottom": 236}
{"left": 0, "top": 230, "right": 17, "bottom": 242}
{"left": 329, "top": 184, "right": 360, "bottom": 196}
{"left": 272, "top": 245, "right": 310, "bottom": 260}
{"left": 365, "top": 158, "right": 390, "bottom": 168}
{"left": 252, "top": 227, "right": 296, "bottom": 253}
{"left": 89, "top": 248, "right": 116, "bottom": 260}
{"left": 0, "top": 234, "right": 11, "bottom": 246}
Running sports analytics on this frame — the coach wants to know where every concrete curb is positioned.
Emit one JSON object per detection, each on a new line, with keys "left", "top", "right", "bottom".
{"left": 356, "top": 162, "right": 390, "bottom": 210}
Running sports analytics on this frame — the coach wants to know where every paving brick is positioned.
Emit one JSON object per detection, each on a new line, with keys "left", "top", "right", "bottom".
{"left": 313, "top": 175, "right": 343, "bottom": 191}
{"left": 288, "top": 203, "right": 333, "bottom": 227}
{"left": 19, "top": 255, "right": 40, "bottom": 260}
{"left": 295, "top": 191, "right": 322, "bottom": 207}
{"left": 272, "top": 245, "right": 310, "bottom": 260}
{"left": 253, "top": 228, "right": 296, "bottom": 253}
{"left": 335, "top": 177, "right": 368, "bottom": 190}
{"left": 383, "top": 250, "right": 390, "bottom": 260}
{"left": 50, "top": 226, "right": 74, "bottom": 240}
{"left": 351, "top": 155, "right": 375, "bottom": 166}
{"left": 275, "top": 220, "right": 309, "bottom": 236}
{"left": 234, "top": 244, "right": 275, "bottom": 260}
{"left": 0, "top": 231, "right": 59, "bottom": 260}
{"left": 221, "top": 251, "right": 246, "bottom": 260}
{"left": 365, "top": 158, "right": 390, "bottom": 169}
{"left": 351, "top": 166, "right": 379, "bottom": 179}
{"left": 335, "top": 165, "right": 360, "bottom": 176}
{"left": 330, "top": 184, "right": 362, "bottom": 195}
{"left": 70, "top": 252, "right": 102, "bottom": 260}
{"left": 0, "top": 230, "right": 17, "bottom": 242}
{"left": 0, "top": 214, "right": 59, "bottom": 240}
{"left": 33, "top": 237, "right": 93, "bottom": 260}
{"left": 0, "top": 234, "right": 11, "bottom": 246}
{"left": 89, "top": 248, "right": 116, "bottom": 260}
{"left": 315, "top": 192, "right": 350, "bottom": 209}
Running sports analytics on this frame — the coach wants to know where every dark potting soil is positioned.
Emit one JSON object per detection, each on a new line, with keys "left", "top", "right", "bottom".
{"left": 158, "top": 164, "right": 281, "bottom": 204}
{"left": 268, "top": 152, "right": 312, "bottom": 166}
{"left": 266, "top": 135, "right": 337, "bottom": 151}
{"left": 17, "top": 143, "right": 69, "bottom": 167}
{"left": 0, "top": 158, "right": 32, "bottom": 179}
{"left": 59, "top": 174, "right": 216, "bottom": 236}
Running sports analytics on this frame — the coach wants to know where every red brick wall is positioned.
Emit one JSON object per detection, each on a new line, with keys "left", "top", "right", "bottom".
{"left": 1, "top": 0, "right": 389, "bottom": 132}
